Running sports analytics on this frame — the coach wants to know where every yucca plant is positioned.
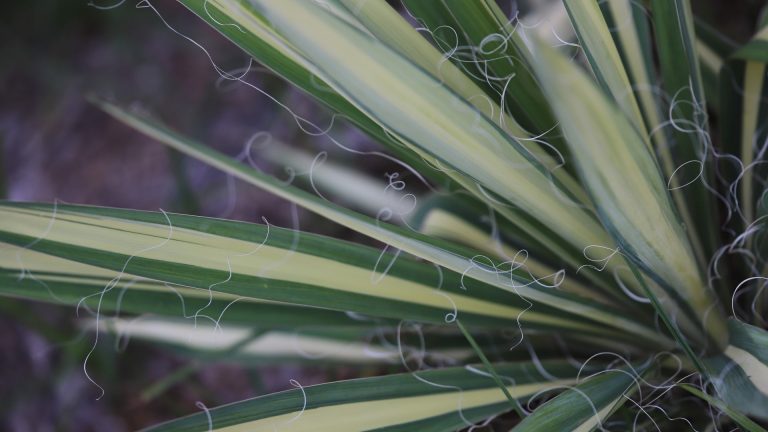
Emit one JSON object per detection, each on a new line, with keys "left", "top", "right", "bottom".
{"left": 2, "top": 0, "right": 768, "bottom": 430}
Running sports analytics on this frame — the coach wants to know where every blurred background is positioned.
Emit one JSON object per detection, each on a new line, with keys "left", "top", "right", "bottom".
{"left": 0, "top": 0, "right": 763, "bottom": 430}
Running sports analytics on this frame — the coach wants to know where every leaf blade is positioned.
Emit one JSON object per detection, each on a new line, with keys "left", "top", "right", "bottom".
{"left": 528, "top": 37, "right": 727, "bottom": 348}
{"left": 142, "top": 361, "right": 586, "bottom": 432}
{"left": 0, "top": 202, "right": 600, "bottom": 332}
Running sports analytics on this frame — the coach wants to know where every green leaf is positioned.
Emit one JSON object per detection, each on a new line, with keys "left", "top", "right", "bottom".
{"left": 679, "top": 384, "right": 768, "bottom": 432}
{"left": 456, "top": 319, "right": 522, "bottom": 416}
{"left": 625, "top": 259, "right": 708, "bottom": 376}
{"left": 142, "top": 361, "right": 587, "bottom": 432}
{"left": 512, "top": 367, "right": 645, "bottom": 431}
{"left": 649, "top": 0, "right": 720, "bottom": 266}
{"left": 336, "top": 0, "right": 589, "bottom": 208}
{"left": 650, "top": 0, "right": 708, "bottom": 135}
{"left": 400, "top": 0, "right": 559, "bottom": 146}
{"left": 528, "top": 36, "right": 727, "bottom": 349}
{"left": 0, "top": 260, "right": 373, "bottom": 330}
{"left": 595, "top": 0, "right": 712, "bottom": 269}
{"left": 720, "top": 26, "right": 768, "bottom": 226}
{"left": 0, "top": 202, "right": 606, "bottom": 333}
{"left": 694, "top": 18, "right": 738, "bottom": 109}
{"left": 563, "top": 0, "right": 647, "bottom": 138}
{"left": 703, "top": 319, "right": 768, "bottom": 420}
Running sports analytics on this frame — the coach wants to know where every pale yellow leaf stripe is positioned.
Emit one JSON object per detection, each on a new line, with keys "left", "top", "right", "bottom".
{"left": 604, "top": 0, "right": 655, "bottom": 147}
{"left": 260, "top": 144, "right": 413, "bottom": 216}
{"left": 740, "top": 60, "right": 766, "bottom": 225}
{"left": 696, "top": 39, "right": 723, "bottom": 74}
{"left": 0, "top": 206, "right": 592, "bottom": 330}
{"left": 724, "top": 345, "right": 768, "bottom": 397}
{"left": 95, "top": 318, "right": 457, "bottom": 364}
{"left": 0, "top": 243, "right": 283, "bottom": 305}
{"left": 565, "top": 0, "right": 647, "bottom": 137}
{"left": 215, "top": 380, "right": 576, "bottom": 432}
{"left": 572, "top": 393, "right": 627, "bottom": 432}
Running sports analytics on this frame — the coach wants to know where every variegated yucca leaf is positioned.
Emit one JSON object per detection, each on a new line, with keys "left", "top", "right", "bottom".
{"left": 0, "top": 202, "right": 611, "bottom": 334}
{"left": 703, "top": 319, "right": 768, "bottom": 420}
{"left": 4, "top": 0, "right": 768, "bottom": 430}
{"left": 93, "top": 315, "right": 618, "bottom": 371}
{"left": 511, "top": 368, "right": 644, "bottom": 431}
{"left": 177, "top": 0, "right": 640, "bottom": 308}
{"left": 143, "top": 361, "right": 588, "bottom": 432}
{"left": 528, "top": 36, "right": 727, "bottom": 348}
{"left": 90, "top": 316, "right": 473, "bottom": 366}
{"left": 647, "top": 0, "right": 722, "bottom": 268}
{"left": 257, "top": 142, "right": 413, "bottom": 217}
{"left": 721, "top": 25, "right": 768, "bottom": 226}
{"left": 338, "top": 0, "right": 588, "bottom": 207}
{"left": 563, "top": 0, "right": 647, "bottom": 136}
{"left": 581, "top": 0, "right": 713, "bottom": 270}
{"left": 400, "top": 0, "right": 561, "bottom": 149}
{"left": 0, "top": 251, "right": 371, "bottom": 329}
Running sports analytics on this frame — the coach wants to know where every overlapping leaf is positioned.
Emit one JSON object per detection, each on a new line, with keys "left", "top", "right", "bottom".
{"left": 143, "top": 361, "right": 586, "bottom": 432}
{"left": 512, "top": 368, "right": 644, "bottom": 431}
{"left": 0, "top": 202, "right": 613, "bottom": 333}
{"left": 703, "top": 319, "right": 768, "bottom": 420}
{"left": 528, "top": 36, "right": 727, "bottom": 348}
{"left": 720, "top": 25, "right": 768, "bottom": 225}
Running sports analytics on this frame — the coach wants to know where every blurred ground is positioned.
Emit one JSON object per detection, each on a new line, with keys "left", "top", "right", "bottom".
{"left": 0, "top": 0, "right": 764, "bottom": 430}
